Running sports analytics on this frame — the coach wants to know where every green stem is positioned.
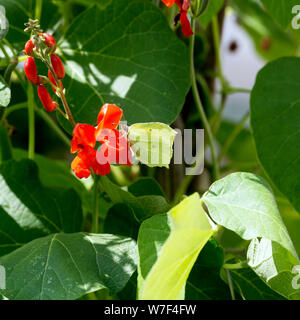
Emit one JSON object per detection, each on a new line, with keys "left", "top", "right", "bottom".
{"left": 223, "top": 260, "right": 248, "bottom": 270}
{"left": 1, "top": 102, "right": 28, "bottom": 121}
{"left": 27, "top": 84, "right": 35, "bottom": 160}
{"left": 226, "top": 269, "right": 236, "bottom": 300}
{"left": 35, "top": 108, "right": 71, "bottom": 147}
{"left": 212, "top": 16, "right": 225, "bottom": 87}
{"left": 92, "top": 175, "right": 100, "bottom": 233}
{"left": 190, "top": 18, "right": 219, "bottom": 181}
{"left": 218, "top": 112, "right": 249, "bottom": 162}
{"left": 35, "top": 0, "right": 43, "bottom": 20}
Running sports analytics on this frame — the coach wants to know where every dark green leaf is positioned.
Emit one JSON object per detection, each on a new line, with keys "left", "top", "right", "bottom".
{"left": 186, "top": 238, "right": 231, "bottom": 300}
{"left": 251, "top": 57, "right": 300, "bottom": 214}
{"left": 198, "top": 0, "right": 224, "bottom": 28}
{"left": 0, "top": 159, "right": 82, "bottom": 255}
{"left": 261, "top": 0, "right": 299, "bottom": 29}
{"left": 99, "top": 175, "right": 170, "bottom": 222}
{"left": 58, "top": 0, "right": 190, "bottom": 132}
{"left": 0, "top": 232, "right": 137, "bottom": 299}
{"left": 0, "top": 123, "right": 12, "bottom": 164}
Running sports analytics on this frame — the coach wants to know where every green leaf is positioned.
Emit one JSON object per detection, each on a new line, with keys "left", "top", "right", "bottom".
{"left": 0, "top": 123, "right": 12, "bottom": 164}
{"left": 203, "top": 172, "right": 300, "bottom": 299}
{"left": 250, "top": 57, "right": 300, "bottom": 214}
{"left": 247, "top": 238, "right": 300, "bottom": 300}
{"left": 128, "top": 177, "right": 165, "bottom": 197}
{"left": 128, "top": 122, "right": 177, "bottom": 168}
{"left": 0, "top": 5, "right": 8, "bottom": 40}
{"left": 198, "top": 0, "right": 224, "bottom": 28}
{"left": 0, "top": 159, "right": 82, "bottom": 256}
{"left": 99, "top": 175, "right": 170, "bottom": 222}
{"left": 0, "top": 75, "right": 10, "bottom": 107}
{"left": 104, "top": 203, "right": 139, "bottom": 240}
{"left": 185, "top": 238, "right": 231, "bottom": 300}
{"left": 137, "top": 193, "right": 216, "bottom": 300}
{"left": 226, "top": 267, "right": 284, "bottom": 300}
{"left": 59, "top": 0, "right": 190, "bottom": 132}
{"left": 0, "top": 232, "right": 137, "bottom": 300}
{"left": 261, "top": 0, "right": 299, "bottom": 29}
{"left": 13, "top": 148, "right": 91, "bottom": 212}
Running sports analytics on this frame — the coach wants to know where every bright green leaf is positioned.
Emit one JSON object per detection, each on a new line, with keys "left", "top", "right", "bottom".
{"left": 58, "top": 0, "right": 190, "bottom": 132}
{"left": 128, "top": 122, "right": 177, "bottom": 168}
{"left": 0, "top": 233, "right": 137, "bottom": 300}
{"left": 138, "top": 193, "right": 216, "bottom": 300}
{"left": 251, "top": 57, "right": 300, "bottom": 214}
{"left": 203, "top": 172, "right": 300, "bottom": 299}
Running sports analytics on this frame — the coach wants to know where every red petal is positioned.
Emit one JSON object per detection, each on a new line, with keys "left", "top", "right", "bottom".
{"left": 71, "top": 124, "right": 96, "bottom": 153}
{"left": 96, "top": 129, "right": 132, "bottom": 166}
{"left": 180, "top": 11, "right": 193, "bottom": 37}
{"left": 161, "top": 0, "right": 176, "bottom": 7}
{"left": 96, "top": 104, "right": 123, "bottom": 129}
{"left": 71, "top": 154, "right": 91, "bottom": 179}
{"left": 50, "top": 54, "right": 65, "bottom": 79}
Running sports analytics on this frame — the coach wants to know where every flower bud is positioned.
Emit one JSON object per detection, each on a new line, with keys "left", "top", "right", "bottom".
{"left": 24, "top": 57, "right": 41, "bottom": 85}
{"left": 50, "top": 54, "right": 65, "bottom": 79}
{"left": 38, "top": 33, "right": 56, "bottom": 52}
{"left": 23, "top": 40, "right": 35, "bottom": 55}
{"left": 48, "top": 69, "right": 63, "bottom": 93}
{"left": 37, "top": 85, "right": 57, "bottom": 112}
{"left": 191, "top": 0, "right": 209, "bottom": 17}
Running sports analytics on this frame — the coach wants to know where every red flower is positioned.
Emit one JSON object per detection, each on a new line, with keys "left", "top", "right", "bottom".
{"left": 71, "top": 105, "right": 131, "bottom": 179}
{"left": 23, "top": 40, "right": 35, "bottom": 55}
{"left": 161, "top": 0, "right": 193, "bottom": 37}
{"left": 37, "top": 85, "right": 58, "bottom": 112}
{"left": 24, "top": 57, "right": 41, "bottom": 85}
{"left": 96, "top": 128, "right": 132, "bottom": 166}
{"left": 38, "top": 33, "right": 56, "bottom": 52}
{"left": 71, "top": 124, "right": 110, "bottom": 179}
{"left": 50, "top": 54, "right": 65, "bottom": 79}
{"left": 97, "top": 104, "right": 123, "bottom": 130}
{"left": 71, "top": 146, "right": 110, "bottom": 179}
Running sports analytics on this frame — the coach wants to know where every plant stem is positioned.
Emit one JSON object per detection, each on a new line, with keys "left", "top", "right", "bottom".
{"left": 223, "top": 260, "right": 248, "bottom": 270}
{"left": 212, "top": 16, "right": 224, "bottom": 87}
{"left": 35, "top": 0, "right": 43, "bottom": 20}
{"left": 27, "top": 84, "right": 35, "bottom": 160}
{"left": 92, "top": 175, "right": 100, "bottom": 233}
{"left": 218, "top": 112, "right": 249, "bottom": 162}
{"left": 226, "top": 269, "right": 236, "bottom": 300}
{"left": 1, "top": 102, "right": 28, "bottom": 121}
{"left": 190, "top": 18, "right": 219, "bottom": 181}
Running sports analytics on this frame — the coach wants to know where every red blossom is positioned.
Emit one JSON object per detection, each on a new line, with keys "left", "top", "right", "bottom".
{"left": 23, "top": 40, "right": 35, "bottom": 55}
{"left": 24, "top": 57, "right": 41, "bottom": 85}
{"left": 38, "top": 33, "right": 56, "bottom": 52}
{"left": 48, "top": 69, "right": 63, "bottom": 93}
{"left": 161, "top": 0, "right": 193, "bottom": 37}
{"left": 50, "top": 54, "right": 65, "bottom": 79}
{"left": 96, "top": 128, "right": 132, "bottom": 166}
{"left": 97, "top": 104, "right": 123, "bottom": 130}
{"left": 37, "top": 85, "right": 58, "bottom": 112}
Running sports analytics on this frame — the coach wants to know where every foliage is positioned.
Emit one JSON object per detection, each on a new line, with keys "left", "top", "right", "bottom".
{"left": 0, "top": 0, "right": 299, "bottom": 300}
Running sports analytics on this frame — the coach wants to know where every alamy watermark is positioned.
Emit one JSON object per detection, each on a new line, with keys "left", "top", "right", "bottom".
{"left": 292, "top": 5, "right": 300, "bottom": 29}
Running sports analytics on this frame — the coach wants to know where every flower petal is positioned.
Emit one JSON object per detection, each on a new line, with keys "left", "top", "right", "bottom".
{"left": 180, "top": 11, "right": 193, "bottom": 37}
{"left": 71, "top": 154, "right": 91, "bottom": 179}
{"left": 97, "top": 104, "right": 123, "bottom": 129}
{"left": 161, "top": 0, "right": 176, "bottom": 7}
{"left": 71, "top": 123, "right": 96, "bottom": 153}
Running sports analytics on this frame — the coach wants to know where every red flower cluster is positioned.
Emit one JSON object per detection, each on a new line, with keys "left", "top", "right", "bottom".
{"left": 23, "top": 33, "right": 65, "bottom": 112}
{"left": 71, "top": 104, "right": 132, "bottom": 179}
{"left": 161, "top": 0, "right": 193, "bottom": 37}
